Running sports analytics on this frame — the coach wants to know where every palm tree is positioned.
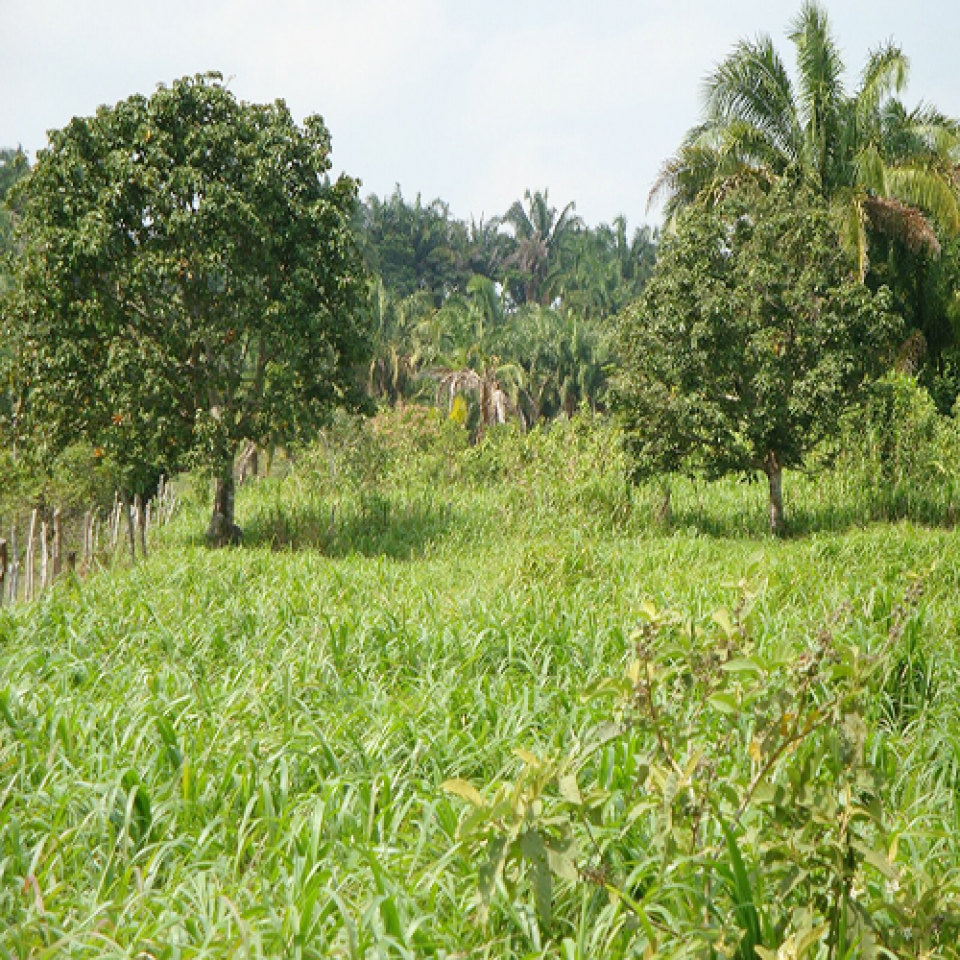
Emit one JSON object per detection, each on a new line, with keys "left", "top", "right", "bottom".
{"left": 366, "top": 283, "right": 436, "bottom": 403}
{"left": 436, "top": 358, "right": 527, "bottom": 434}
{"left": 465, "top": 216, "right": 512, "bottom": 281}
{"left": 361, "top": 188, "right": 469, "bottom": 303}
{"left": 651, "top": 2, "right": 960, "bottom": 279}
{"left": 559, "top": 218, "right": 660, "bottom": 319}
{"left": 503, "top": 189, "right": 582, "bottom": 304}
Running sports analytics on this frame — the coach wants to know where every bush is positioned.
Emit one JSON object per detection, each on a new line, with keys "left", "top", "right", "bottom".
{"left": 0, "top": 443, "right": 120, "bottom": 529}
{"left": 829, "top": 374, "right": 960, "bottom": 523}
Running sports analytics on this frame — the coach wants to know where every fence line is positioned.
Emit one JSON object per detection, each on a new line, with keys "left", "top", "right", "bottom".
{"left": 0, "top": 478, "right": 178, "bottom": 609}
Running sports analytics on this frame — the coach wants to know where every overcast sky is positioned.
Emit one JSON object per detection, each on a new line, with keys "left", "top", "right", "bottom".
{"left": 3, "top": 1, "right": 958, "bottom": 228}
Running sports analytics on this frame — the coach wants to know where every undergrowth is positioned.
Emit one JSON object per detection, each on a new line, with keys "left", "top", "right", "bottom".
{"left": 2, "top": 395, "right": 960, "bottom": 957}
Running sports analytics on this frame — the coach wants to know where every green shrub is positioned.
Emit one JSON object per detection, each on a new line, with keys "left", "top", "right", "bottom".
{"left": 829, "top": 374, "right": 960, "bottom": 523}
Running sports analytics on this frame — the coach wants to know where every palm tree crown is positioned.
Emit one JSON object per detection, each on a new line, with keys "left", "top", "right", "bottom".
{"left": 503, "top": 189, "right": 582, "bottom": 304}
{"left": 651, "top": 2, "right": 960, "bottom": 277}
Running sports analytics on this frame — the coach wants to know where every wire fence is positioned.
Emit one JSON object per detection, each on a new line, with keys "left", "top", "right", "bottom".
{"left": 0, "top": 476, "right": 178, "bottom": 607}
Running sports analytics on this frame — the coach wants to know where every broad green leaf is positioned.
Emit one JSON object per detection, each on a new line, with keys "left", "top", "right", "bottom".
{"left": 721, "top": 657, "right": 764, "bottom": 675}
{"left": 708, "top": 692, "right": 739, "bottom": 714}
{"left": 544, "top": 834, "right": 580, "bottom": 881}
{"left": 852, "top": 840, "right": 898, "bottom": 879}
{"left": 521, "top": 829, "right": 553, "bottom": 927}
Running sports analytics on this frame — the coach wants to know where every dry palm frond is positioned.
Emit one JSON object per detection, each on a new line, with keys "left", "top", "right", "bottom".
{"left": 435, "top": 366, "right": 519, "bottom": 429}
{"left": 863, "top": 195, "right": 941, "bottom": 256}
{"left": 895, "top": 329, "right": 927, "bottom": 375}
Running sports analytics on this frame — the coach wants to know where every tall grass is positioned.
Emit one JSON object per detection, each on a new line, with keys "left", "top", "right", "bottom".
{"left": 2, "top": 395, "right": 960, "bottom": 956}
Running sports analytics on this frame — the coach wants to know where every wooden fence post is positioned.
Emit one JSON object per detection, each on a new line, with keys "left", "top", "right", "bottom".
{"left": 140, "top": 497, "right": 149, "bottom": 558}
{"left": 82, "top": 511, "right": 92, "bottom": 568}
{"left": 8, "top": 523, "right": 17, "bottom": 604}
{"left": 124, "top": 496, "right": 137, "bottom": 562}
{"left": 111, "top": 495, "right": 121, "bottom": 551}
{"left": 52, "top": 509, "right": 62, "bottom": 580}
{"left": 0, "top": 539, "right": 7, "bottom": 608}
{"left": 25, "top": 509, "right": 37, "bottom": 602}
{"left": 40, "top": 521, "right": 49, "bottom": 591}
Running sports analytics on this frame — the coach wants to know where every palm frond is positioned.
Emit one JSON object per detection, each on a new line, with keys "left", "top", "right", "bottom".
{"left": 857, "top": 42, "right": 909, "bottom": 117}
{"left": 789, "top": 1, "right": 846, "bottom": 182}
{"left": 702, "top": 36, "right": 802, "bottom": 164}
{"left": 885, "top": 163, "right": 960, "bottom": 234}
{"left": 853, "top": 144, "right": 887, "bottom": 195}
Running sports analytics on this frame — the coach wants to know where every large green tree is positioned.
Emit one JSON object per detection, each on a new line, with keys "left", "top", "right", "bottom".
{"left": 616, "top": 180, "right": 901, "bottom": 535}
{"left": 652, "top": 2, "right": 960, "bottom": 281}
{"left": 2, "top": 74, "right": 370, "bottom": 544}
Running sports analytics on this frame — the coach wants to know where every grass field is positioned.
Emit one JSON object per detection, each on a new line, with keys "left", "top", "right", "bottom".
{"left": 2, "top": 413, "right": 960, "bottom": 958}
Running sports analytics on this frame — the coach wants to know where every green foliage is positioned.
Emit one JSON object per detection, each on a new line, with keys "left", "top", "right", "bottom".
{"left": 359, "top": 187, "right": 474, "bottom": 303}
{"left": 819, "top": 373, "right": 960, "bottom": 523}
{"left": 654, "top": 0, "right": 960, "bottom": 407}
{"left": 0, "top": 443, "right": 119, "bottom": 526}
{"left": 655, "top": 2, "right": 960, "bottom": 274}
{"left": 46, "top": 444, "right": 122, "bottom": 516}
{"left": 0, "top": 148, "right": 30, "bottom": 428}
{"left": 501, "top": 189, "right": 582, "bottom": 306}
{"left": 2, "top": 74, "right": 370, "bottom": 523}
{"left": 616, "top": 179, "right": 901, "bottom": 532}
{"left": 447, "top": 587, "right": 960, "bottom": 957}
{"left": 486, "top": 305, "right": 611, "bottom": 420}
{"left": 4, "top": 414, "right": 960, "bottom": 956}
{"left": 0, "top": 147, "right": 29, "bottom": 278}
{"left": 355, "top": 187, "right": 656, "bottom": 423}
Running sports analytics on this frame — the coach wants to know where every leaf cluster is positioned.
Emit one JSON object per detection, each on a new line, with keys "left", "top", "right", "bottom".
{"left": 2, "top": 74, "right": 370, "bottom": 494}
{"left": 444, "top": 582, "right": 960, "bottom": 957}
{"left": 616, "top": 180, "right": 901, "bottom": 483}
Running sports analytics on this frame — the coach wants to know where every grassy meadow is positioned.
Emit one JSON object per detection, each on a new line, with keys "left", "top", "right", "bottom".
{"left": 3, "top": 408, "right": 960, "bottom": 958}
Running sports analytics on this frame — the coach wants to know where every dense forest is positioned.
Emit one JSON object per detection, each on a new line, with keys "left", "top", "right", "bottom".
{"left": 356, "top": 187, "right": 657, "bottom": 423}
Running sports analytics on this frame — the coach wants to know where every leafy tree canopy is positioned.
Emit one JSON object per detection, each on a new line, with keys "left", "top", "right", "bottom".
{"left": 653, "top": 2, "right": 960, "bottom": 284}
{"left": 358, "top": 188, "right": 473, "bottom": 304}
{"left": 2, "top": 74, "right": 370, "bottom": 543}
{"left": 616, "top": 178, "right": 901, "bottom": 534}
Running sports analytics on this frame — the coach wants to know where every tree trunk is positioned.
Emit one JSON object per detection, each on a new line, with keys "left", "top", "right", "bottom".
{"left": 764, "top": 452, "right": 785, "bottom": 537}
{"left": 207, "top": 467, "right": 242, "bottom": 547}
{"left": 654, "top": 481, "right": 672, "bottom": 526}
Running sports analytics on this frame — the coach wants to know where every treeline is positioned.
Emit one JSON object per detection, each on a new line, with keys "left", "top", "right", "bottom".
{"left": 355, "top": 187, "right": 657, "bottom": 424}
{"left": 0, "top": 144, "right": 653, "bottom": 434}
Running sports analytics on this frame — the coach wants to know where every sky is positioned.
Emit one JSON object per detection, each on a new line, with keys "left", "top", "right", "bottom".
{"left": 3, "top": 1, "right": 959, "bottom": 229}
